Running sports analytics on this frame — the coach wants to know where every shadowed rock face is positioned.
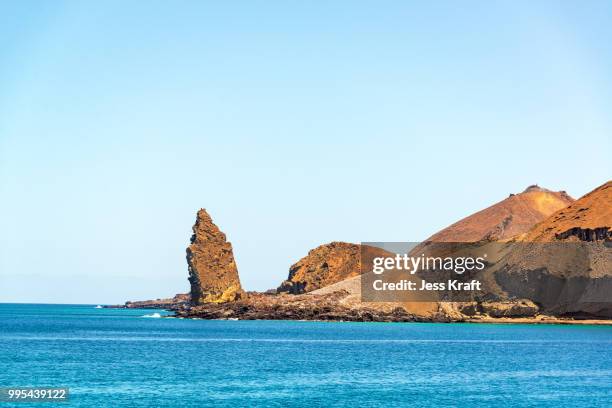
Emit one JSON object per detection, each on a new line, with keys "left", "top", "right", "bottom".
{"left": 186, "top": 209, "right": 244, "bottom": 304}
{"left": 495, "top": 181, "right": 612, "bottom": 317}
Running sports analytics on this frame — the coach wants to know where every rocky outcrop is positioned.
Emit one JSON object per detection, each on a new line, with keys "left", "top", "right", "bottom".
{"left": 186, "top": 209, "right": 244, "bottom": 304}
{"left": 277, "top": 242, "right": 392, "bottom": 294}
{"left": 277, "top": 242, "right": 360, "bottom": 294}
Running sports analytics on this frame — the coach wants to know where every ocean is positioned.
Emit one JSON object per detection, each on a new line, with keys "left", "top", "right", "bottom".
{"left": 0, "top": 304, "right": 611, "bottom": 407}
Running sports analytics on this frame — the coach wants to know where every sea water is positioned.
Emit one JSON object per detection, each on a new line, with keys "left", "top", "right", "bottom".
{"left": 1, "top": 304, "right": 611, "bottom": 407}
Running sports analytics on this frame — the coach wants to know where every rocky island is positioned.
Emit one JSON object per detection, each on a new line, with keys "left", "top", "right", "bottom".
{"left": 115, "top": 181, "right": 611, "bottom": 324}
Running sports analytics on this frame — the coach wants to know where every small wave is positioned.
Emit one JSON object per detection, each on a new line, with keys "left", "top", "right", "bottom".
{"left": 94, "top": 305, "right": 103, "bottom": 309}
{"left": 142, "top": 313, "right": 162, "bottom": 318}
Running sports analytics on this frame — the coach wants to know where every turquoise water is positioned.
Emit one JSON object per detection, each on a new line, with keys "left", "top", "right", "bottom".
{"left": 1, "top": 304, "right": 611, "bottom": 407}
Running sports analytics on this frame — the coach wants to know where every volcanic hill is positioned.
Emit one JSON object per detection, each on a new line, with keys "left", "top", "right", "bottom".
{"left": 288, "top": 185, "right": 578, "bottom": 319}
{"left": 279, "top": 185, "right": 574, "bottom": 296}
{"left": 424, "top": 185, "right": 574, "bottom": 242}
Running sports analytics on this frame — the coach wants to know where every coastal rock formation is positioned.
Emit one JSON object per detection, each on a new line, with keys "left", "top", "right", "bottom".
{"left": 423, "top": 185, "right": 574, "bottom": 242}
{"left": 277, "top": 242, "right": 391, "bottom": 294}
{"left": 495, "top": 181, "right": 612, "bottom": 317}
{"left": 168, "top": 184, "right": 609, "bottom": 323}
{"left": 123, "top": 183, "right": 610, "bottom": 324}
{"left": 277, "top": 242, "right": 360, "bottom": 294}
{"left": 186, "top": 209, "right": 244, "bottom": 304}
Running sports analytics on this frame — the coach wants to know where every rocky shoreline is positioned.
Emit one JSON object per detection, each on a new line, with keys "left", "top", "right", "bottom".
{"left": 174, "top": 303, "right": 612, "bottom": 325}
{"left": 108, "top": 291, "right": 612, "bottom": 325}
{"left": 105, "top": 293, "right": 189, "bottom": 309}
{"left": 172, "top": 292, "right": 437, "bottom": 322}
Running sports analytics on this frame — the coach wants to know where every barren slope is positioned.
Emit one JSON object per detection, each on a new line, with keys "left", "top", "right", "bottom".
{"left": 425, "top": 185, "right": 574, "bottom": 242}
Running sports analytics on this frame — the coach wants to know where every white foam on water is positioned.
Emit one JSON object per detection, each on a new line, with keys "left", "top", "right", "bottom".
{"left": 141, "top": 313, "right": 162, "bottom": 318}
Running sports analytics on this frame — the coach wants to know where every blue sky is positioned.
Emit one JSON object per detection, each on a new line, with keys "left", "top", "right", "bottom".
{"left": 1, "top": 1, "right": 610, "bottom": 303}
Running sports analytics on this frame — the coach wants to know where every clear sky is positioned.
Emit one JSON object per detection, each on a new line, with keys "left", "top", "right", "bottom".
{"left": 1, "top": 1, "right": 610, "bottom": 304}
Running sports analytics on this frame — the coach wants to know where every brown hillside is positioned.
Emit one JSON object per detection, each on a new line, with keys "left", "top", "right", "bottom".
{"left": 300, "top": 185, "right": 577, "bottom": 319}
{"left": 425, "top": 185, "right": 574, "bottom": 242}
{"left": 279, "top": 185, "right": 573, "bottom": 296}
